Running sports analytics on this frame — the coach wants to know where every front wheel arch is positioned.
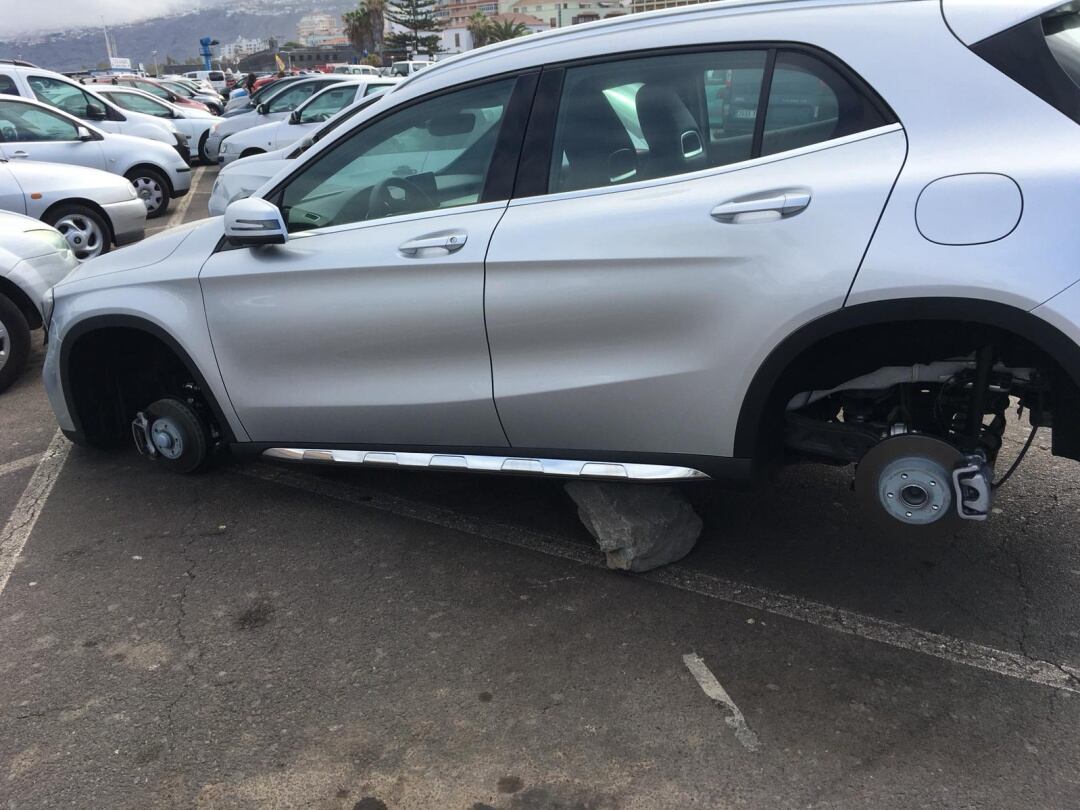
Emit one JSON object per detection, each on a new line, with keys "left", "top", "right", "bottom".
{"left": 734, "top": 297, "right": 1080, "bottom": 472}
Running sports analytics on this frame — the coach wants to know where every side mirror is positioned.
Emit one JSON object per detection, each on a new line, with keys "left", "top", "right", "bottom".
{"left": 223, "top": 197, "right": 288, "bottom": 246}
{"left": 288, "top": 109, "right": 300, "bottom": 124}
{"left": 85, "top": 103, "right": 107, "bottom": 121}
{"left": 76, "top": 125, "right": 94, "bottom": 142}
{"left": 256, "top": 102, "right": 268, "bottom": 114}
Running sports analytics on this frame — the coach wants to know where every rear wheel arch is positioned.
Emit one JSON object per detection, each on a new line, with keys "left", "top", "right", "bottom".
{"left": 734, "top": 297, "right": 1080, "bottom": 470}
{"left": 60, "top": 315, "right": 235, "bottom": 447}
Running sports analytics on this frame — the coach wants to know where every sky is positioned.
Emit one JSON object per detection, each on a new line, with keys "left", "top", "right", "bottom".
{"left": 0, "top": 0, "right": 194, "bottom": 37}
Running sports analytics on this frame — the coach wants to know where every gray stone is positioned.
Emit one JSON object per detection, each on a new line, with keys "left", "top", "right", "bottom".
{"left": 564, "top": 482, "right": 703, "bottom": 572}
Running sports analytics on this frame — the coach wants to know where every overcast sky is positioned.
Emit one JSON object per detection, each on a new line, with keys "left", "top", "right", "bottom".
{"left": 0, "top": 0, "right": 193, "bottom": 37}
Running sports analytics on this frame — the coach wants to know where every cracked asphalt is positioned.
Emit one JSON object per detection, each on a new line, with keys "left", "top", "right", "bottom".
{"left": 2, "top": 166, "right": 1080, "bottom": 809}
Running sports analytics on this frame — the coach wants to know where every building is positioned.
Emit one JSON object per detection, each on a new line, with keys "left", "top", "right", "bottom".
{"left": 439, "top": 12, "right": 547, "bottom": 53}
{"left": 436, "top": 0, "right": 500, "bottom": 29}
{"left": 297, "top": 12, "right": 346, "bottom": 46}
{"left": 502, "top": 0, "right": 629, "bottom": 27}
{"left": 630, "top": 0, "right": 705, "bottom": 11}
{"left": 218, "top": 36, "right": 270, "bottom": 63}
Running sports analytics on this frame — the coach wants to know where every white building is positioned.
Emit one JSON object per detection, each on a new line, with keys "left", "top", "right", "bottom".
{"left": 297, "top": 12, "right": 345, "bottom": 46}
{"left": 219, "top": 36, "right": 269, "bottom": 62}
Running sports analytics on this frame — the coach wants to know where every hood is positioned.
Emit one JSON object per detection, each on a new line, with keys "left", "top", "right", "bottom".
{"left": 0, "top": 211, "right": 72, "bottom": 263}
{"left": 221, "top": 146, "right": 292, "bottom": 172}
{"left": 56, "top": 218, "right": 206, "bottom": 286}
{"left": 105, "top": 131, "right": 183, "bottom": 162}
{"left": 8, "top": 159, "right": 137, "bottom": 205}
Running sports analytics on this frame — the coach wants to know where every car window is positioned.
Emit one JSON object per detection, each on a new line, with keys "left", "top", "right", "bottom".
{"left": 299, "top": 85, "right": 357, "bottom": 124}
{"left": 267, "top": 82, "right": 322, "bottom": 114}
{"left": 210, "top": 72, "right": 225, "bottom": 82}
{"left": 133, "top": 80, "right": 170, "bottom": 100}
{"left": 0, "top": 74, "right": 16, "bottom": 95}
{"left": 27, "top": 75, "right": 105, "bottom": 119}
{"left": 279, "top": 77, "right": 514, "bottom": 232}
{"left": 105, "top": 90, "right": 170, "bottom": 117}
{"left": 549, "top": 50, "right": 767, "bottom": 194}
{"left": 0, "top": 99, "right": 79, "bottom": 142}
{"left": 549, "top": 48, "right": 890, "bottom": 194}
{"left": 364, "top": 83, "right": 392, "bottom": 98}
{"left": 760, "top": 51, "right": 889, "bottom": 157}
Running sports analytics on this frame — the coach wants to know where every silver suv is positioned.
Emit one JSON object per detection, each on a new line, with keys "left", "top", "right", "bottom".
{"left": 41, "top": 0, "right": 1080, "bottom": 530}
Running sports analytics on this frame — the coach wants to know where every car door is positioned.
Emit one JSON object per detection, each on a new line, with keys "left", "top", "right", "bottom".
{"left": 24, "top": 75, "right": 120, "bottom": 134}
{"left": 0, "top": 98, "right": 107, "bottom": 170}
{"left": 485, "top": 47, "right": 907, "bottom": 458}
{"left": 199, "top": 73, "right": 534, "bottom": 447}
{"left": 0, "top": 162, "right": 26, "bottom": 214}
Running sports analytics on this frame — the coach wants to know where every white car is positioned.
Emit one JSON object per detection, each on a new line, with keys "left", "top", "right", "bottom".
{"left": 388, "top": 60, "right": 434, "bottom": 77}
{"left": 183, "top": 70, "right": 229, "bottom": 94}
{"left": 0, "top": 210, "right": 77, "bottom": 393}
{"left": 0, "top": 96, "right": 191, "bottom": 218}
{"left": 217, "top": 78, "right": 397, "bottom": 165}
{"left": 0, "top": 64, "right": 188, "bottom": 159}
{"left": 205, "top": 75, "right": 348, "bottom": 161}
{"left": 207, "top": 93, "right": 390, "bottom": 215}
{"left": 41, "top": 0, "right": 1080, "bottom": 536}
{"left": 92, "top": 85, "right": 223, "bottom": 164}
{"left": 0, "top": 157, "right": 146, "bottom": 260}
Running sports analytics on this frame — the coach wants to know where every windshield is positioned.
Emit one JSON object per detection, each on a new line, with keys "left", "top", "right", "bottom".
{"left": 1045, "top": 4, "right": 1080, "bottom": 87}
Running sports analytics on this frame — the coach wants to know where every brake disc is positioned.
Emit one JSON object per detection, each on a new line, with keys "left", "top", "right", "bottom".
{"left": 855, "top": 434, "right": 964, "bottom": 530}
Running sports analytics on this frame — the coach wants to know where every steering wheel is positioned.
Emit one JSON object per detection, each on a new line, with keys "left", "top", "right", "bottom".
{"left": 367, "top": 175, "right": 435, "bottom": 219}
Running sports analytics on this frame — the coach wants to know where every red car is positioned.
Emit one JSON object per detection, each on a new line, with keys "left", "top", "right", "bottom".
{"left": 87, "top": 76, "right": 210, "bottom": 113}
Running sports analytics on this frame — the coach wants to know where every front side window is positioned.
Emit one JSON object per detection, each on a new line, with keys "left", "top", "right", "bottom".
{"left": 548, "top": 47, "right": 891, "bottom": 194}
{"left": 299, "top": 85, "right": 357, "bottom": 124}
{"left": 279, "top": 78, "right": 514, "bottom": 232}
{"left": 0, "top": 100, "right": 79, "bottom": 142}
{"left": 132, "top": 80, "right": 170, "bottom": 100}
{"left": 267, "top": 82, "right": 323, "bottom": 113}
{"left": 106, "top": 90, "right": 171, "bottom": 118}
{"left": 27, "top": 75, "right": 105, "bottom": 119}
{"left": 0, "top": 74, "right": 17, "bottom": 95}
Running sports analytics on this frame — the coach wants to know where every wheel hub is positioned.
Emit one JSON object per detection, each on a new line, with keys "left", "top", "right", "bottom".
{"left": 856, "top": 435, "right": 964, "bottom": 528}
{"left": 150, "top": 417, "right": 184, "bottom": 460}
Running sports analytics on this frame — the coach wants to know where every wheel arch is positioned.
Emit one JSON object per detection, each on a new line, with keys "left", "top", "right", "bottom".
{"left": 0, "top": 276, "right": 42, "bottom": 330}
{"left": 123, "top": 163, "right": 174, "bottom": 196}
{"left": 41, "top": 198, "right": 116, "bottom": 246}
{"left": 734, "top": 297, "right": 1080, "bottom": 469}
{"left": 60, "top": 314, "right": 236, "bottom": 445}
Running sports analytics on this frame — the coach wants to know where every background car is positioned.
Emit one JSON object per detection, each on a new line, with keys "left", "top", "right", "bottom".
{"left": 0, "top": 96, "right": 191, "bottom": 218}
{"left": 158, "top": 78, "right": 224, "bottom": 115}
{"left": 86, "top": 75, "right": 210, "bottom": 114}
{"left": 0, "top": 210, "right": 77, "bottom": 392}
{"left": 0, "top": 64, "right": 188, "bottom": 159}
{"left": 206, "top": 75, "right": 347, "bottom": 162}
{"left": 183, "top": 69, "right": 229, "bottom": 94}
{"left": 217, "top": 78, "right": 396, "bottom": 165}
{"left": 0, "top": 157, "right": 145, "bottom": 260}
{"left": 93, "top": 85, "right": 223, "bottom": 164}
{"left": 223, "top": 74, "right": 306, "bottom": 115}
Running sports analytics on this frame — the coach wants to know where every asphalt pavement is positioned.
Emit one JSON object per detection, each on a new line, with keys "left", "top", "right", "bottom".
{"left": 2, "top": 165, "right": 1079, "bottom": 809}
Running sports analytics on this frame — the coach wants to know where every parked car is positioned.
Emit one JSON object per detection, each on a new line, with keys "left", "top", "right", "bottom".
{"left": 92, "top": 85, "right": 223, "bottom": 164}
{"left": 206, "top": 75, "right": 348, "bottom": 162}
{"left": 86, "top": 75, "right": 211, "bottom": 114}
{"left": 0, "top": 96, "right": 191, "bottom": 218}
{"left": 388, "top": 60, "right": 433, "bottom": 77}
{"left": 0, "top": 210, "right": 77, "bottom": 393}
{"left": 183, "top": 70, "right": 229, "bottom": 94}
{"left": 216, "top": 78, "right": 397, "bottom": 165}
{"left": 333, "top": 64, "right": 382, "bottom": 76}
{"left": 0, "top": 158, "right": 145, "bottom": 260}
{"left": 207, "top": 93, "right": 391, "bottom": 215}
{"left": 223, "top": 74, "right": 308, "bottom": 115}
{"left": 159, "top": 79, "right": 225, "bottom": 115}
{"left": 39, "top": 0, "right": 1080, "bottom": 534}
{"left": 0, "top": 64, "right": 189, "bottom": 161}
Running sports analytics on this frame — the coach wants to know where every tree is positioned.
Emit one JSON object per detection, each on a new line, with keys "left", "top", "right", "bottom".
{"left": 386, "top": 0, "right": 442, "bottom": 57}
{"left": 486, "top": 18, "right": 530, "bottom": 43}
{"left": 466, "top": 11, "right": 491, "bottom": 49}
{"left": 344, "top": 0, "right": 387, "bottom": 56}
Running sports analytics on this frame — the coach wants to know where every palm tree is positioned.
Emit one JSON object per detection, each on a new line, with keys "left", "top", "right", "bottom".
{"left": 486, "top": 18, "right": 530, "bottom": 43}
{"left": 343, "top": 0, "right": 388, "bottom": 56}
{"left": 467, "top": 11, "right": 491, "bottom": 49}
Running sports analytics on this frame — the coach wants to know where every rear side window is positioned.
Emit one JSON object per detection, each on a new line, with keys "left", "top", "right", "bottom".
{"left": 971, "top": 2, "right": 1080, "bottom": 125}
{"left": 0, "top": 75, "right": 16, "bottom": 95}
{"left": 547, "top": 47, "right": 893, "bottom": 195}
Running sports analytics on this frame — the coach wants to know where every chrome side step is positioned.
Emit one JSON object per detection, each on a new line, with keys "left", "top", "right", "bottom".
{"left": 261, "top": 448, "right": 710, "bottom": 481}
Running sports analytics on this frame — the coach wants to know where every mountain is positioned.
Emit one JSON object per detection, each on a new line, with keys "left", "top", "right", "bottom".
{"left": 0, "top": 0, "right": 354, "bottom": 73}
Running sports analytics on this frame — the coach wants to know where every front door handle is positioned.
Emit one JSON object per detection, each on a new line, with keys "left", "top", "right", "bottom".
{"left": 710, "top": 191, "right": 811, "bottom": 223}
{"left": 9, "top": 150, "right": 28, "bottom": 159}
{"left": 398, "top": 231, "right": 468, "bottom": 256}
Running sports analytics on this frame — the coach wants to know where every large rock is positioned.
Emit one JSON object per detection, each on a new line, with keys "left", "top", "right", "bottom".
{"left": 564, "top": 482, "right": 703, "bottom": 572}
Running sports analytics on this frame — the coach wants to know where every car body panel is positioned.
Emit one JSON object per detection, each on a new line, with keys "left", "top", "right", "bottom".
{"left": 0, "top": 210, "right": 78, "bottom": 316}
{"left": 92, "top": 86, "right": 223, "bottom": 160}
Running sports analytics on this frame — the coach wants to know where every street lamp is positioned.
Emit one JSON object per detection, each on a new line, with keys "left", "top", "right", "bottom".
{"left": 151, "top": 49, "right": 158, "bottom": 76}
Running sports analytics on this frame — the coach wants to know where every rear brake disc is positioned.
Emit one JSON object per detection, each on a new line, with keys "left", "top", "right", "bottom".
{"left": 855, "top": 434, "right": 964, "bottom": 530}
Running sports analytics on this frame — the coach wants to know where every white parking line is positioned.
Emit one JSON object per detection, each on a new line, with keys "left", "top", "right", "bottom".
{"left": 145, "top": 164, "right": 207, "bottom": 235}
{"left": 683, "top": 652, "right": 761, "bottom": 751}
{"left": 0, "top": 431, "right": 70, "bottom": 597}
{"left": 0, "top": 454, "right": 40, "bottom": 479}
{"left": 240, "top": 462, "right": 1080, "bottom": 695}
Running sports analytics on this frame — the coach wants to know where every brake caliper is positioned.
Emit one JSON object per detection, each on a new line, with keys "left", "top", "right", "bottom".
{"left": 952, "top": 453, "right": 993, "bottom": 521}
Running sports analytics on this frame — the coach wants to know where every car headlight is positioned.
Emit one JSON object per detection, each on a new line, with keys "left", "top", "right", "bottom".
{"left": 220, "top": 140, "right": 230, "bottom": 153}
{"left": 24, "top": 228, "right": 69, "bottom": 254}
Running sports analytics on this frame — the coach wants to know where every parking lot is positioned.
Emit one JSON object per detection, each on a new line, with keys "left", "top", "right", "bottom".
{"left": 2, "top": 165, "right": 1080, "bottom": 809}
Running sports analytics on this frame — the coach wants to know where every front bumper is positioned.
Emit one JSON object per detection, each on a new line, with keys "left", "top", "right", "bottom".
{"left": 102, "top": 198, "right": 147, "bottom": 246}
{"left": 170, "top": 166, "right": 192, "bottom": 199}
{"left": 6, "top": 249, "right": 78, "bottom": 321}
{"left": 205, "top": 131, "right": 224, "bottom": 162}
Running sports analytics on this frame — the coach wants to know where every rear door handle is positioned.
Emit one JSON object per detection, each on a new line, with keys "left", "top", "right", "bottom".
{"left": 398, "top": 231, "right": 468, "bottom": 256}
{"left": 710, "top": 191, "right": 811, "bottom": 222}
{"left": 10, "top": 150, "right": 28, "bottom": 159}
